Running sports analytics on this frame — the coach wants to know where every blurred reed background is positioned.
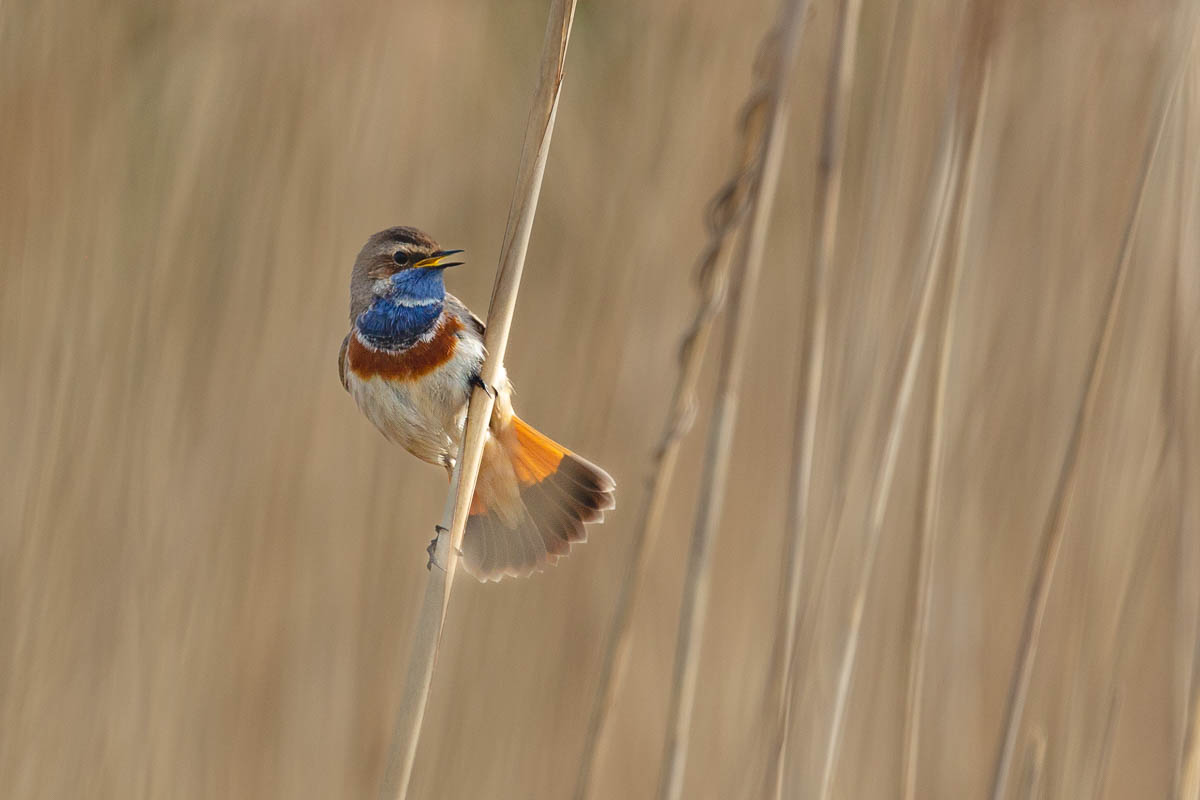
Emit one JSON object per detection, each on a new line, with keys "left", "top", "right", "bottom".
{"left": 2, "top": 0, "right": 1198, "bottom": 797}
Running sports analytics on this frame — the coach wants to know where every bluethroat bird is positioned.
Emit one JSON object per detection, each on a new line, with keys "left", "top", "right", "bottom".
{"left": 339, "top": 226, "right": 616, "bottom": 582}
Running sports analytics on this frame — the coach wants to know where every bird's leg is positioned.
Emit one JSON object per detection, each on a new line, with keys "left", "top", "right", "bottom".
{"left": 426, "top": 529, "right": 445, "bottom": 572}
{"left": 469, "top": 373, "right": 496, "bottom": 399}
{"left": 426, "top": 525, "right": 463, "bottom": 572}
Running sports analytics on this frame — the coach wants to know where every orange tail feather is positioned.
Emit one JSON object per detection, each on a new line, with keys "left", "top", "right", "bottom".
{"left": 460, "top": 416, "right": 615, "bottom": 582}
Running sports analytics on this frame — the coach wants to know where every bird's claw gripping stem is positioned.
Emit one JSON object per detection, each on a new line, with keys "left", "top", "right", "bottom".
{"left": 469, "top": 374, "right": 496, "bottom": 399}
{"left": 426, "top": 525, "right": 463, "bottom": 572}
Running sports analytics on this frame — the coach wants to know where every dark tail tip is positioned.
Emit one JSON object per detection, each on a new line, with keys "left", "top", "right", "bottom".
{"left": 460, "top": 452, "right": 615, "bottom": 582}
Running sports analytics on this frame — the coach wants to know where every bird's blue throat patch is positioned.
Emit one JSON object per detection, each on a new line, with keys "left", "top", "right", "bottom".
{"left": 355, "top": 269, "right": 447, "bottom": 350}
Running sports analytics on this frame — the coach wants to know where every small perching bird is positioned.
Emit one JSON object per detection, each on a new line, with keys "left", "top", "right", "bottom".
{"left": 338, "top": 226, "right": 616, "bottom": 582}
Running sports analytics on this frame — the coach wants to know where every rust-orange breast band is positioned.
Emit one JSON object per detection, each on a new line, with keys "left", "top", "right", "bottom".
{"left": 347, "top": 315, "right": 464, "bottom": 381}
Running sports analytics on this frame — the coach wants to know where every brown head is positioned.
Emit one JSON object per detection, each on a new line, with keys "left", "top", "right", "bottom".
{"left": 348, "top": 226, "right": 464, "bottom": 322}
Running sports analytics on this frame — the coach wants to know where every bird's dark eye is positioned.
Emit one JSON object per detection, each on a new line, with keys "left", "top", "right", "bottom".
{"left": 393, "top": 251, "right": 409, "bottom": 265}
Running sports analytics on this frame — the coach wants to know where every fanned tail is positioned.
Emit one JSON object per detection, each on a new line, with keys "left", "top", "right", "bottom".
{"left": 460, "top": 416, "right": 615, "bottom": 582}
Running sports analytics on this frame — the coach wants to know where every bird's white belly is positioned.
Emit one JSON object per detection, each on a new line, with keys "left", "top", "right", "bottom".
{"left": 345, "top": 333, "right": 486, "bottom": 466}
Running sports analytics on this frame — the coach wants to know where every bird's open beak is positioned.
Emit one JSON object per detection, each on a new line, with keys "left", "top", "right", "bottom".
{"left": 415, "top": 249, "right": 465, "bottom": 269}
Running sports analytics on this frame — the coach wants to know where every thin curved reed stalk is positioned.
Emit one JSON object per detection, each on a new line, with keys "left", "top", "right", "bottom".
{"left": 816, "top": 62, "right": 970, "bottom": 800}
{"left": 376, "top": 3, "right": 577, "bottom": 797}
{"left": 1091, "top": 692, "right": 1121, "bottom": 800}
{"left": 571, "top": 6, "right": 810, "bottom": 798}
{"left": 1020, "top": 731, "right": 1047, "bottom": 800}
{"left": 759, "top": 0, "right": 862, "bottom": 796}
{"left": 851, "top": 0, "right": 918, "bottom": 289}
{"left": 832, "top": 0, "right": 919, "bottom": 459}
{"left": 652, "top": 4, "right": 810, "bottom": 800}
{"left": 1184, "top": 647, "right": 1200, "bottom": 800}
{"left": 1093, "top": 65, "right": 1200, "bottom": 798}
{"left": 989, "top": 16, "right": 1199, "bottom": 799}
{"left": 782, "top": 5, "right": 1000, "bottom": 675}
{"left": 1176, "top": 57, "right": 1200, "bottom": 800}
{"left": 1081, "top": 445, "right": 1174, "bottom": 795}
{"left": 900, "top": 58, "right": 993, "bottom": 800}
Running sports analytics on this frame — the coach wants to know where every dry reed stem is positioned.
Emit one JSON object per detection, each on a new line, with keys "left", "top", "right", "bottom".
{"left": 1081, "top": 445, "right": 1174, "bottom": 795}
{"left": 852, "top": 0, "right": 917, "bottom": 287}
{"left": 815, "top": 63, "right": 971, "bottom": 800}
{"left": 571, "top": 6, "right": 810, "bottom": 799}
{"left": 1184, "top": 646, "right": 1200, "bottom": 800}
{"left": 1076, "top": 457, "right": 1168, "bottom": 796}
{"left": 1020, "top": 731, "right": 1047, "bottom": 800}
{"left": 1091, "top": 692, "right": 1121, "bottom": 800}
{"left": 989, "top": 16, "right": 1199, "bottom": 800}
{"left": 758, "top": 5, "right": 917, "bottom": 782}
{"left": 1177, "top": 73, "right": 1200, "bottom": 800}
{"left": 1176, "top": 56, "right": 1200, "bottom": 800}
{"left": 758, "top": 0, "right": 862, "bottom": 796}
{"left": 833, "top": 0, "right": 918, "bottom": 454}
{"left": 1169, "top": 66, "right": 1193, "bottom": 800}
{"left": 653, "top": 4, "right": 809, "bottom": 799}
{"left": 1093, "top": 48, "right": 1200, "bottom": 800}
{"left": 376, "top": 3, "right": 576, "bottom": 797}
{"left": 899, "top": 57, "right": 993, "bottom": 800}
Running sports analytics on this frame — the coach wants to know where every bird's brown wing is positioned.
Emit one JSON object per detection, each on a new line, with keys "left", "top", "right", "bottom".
{"left": 338, "top": 333, "right": 350, "bottom": 391}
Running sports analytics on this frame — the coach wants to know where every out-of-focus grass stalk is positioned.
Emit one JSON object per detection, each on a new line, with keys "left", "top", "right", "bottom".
{"left": 761, "top": 4, "right": 916, "bottom": 785}
{"left": 1092, "top": 692, "right": 1121, "bottom": 799}
{"left": 1184, "top": 649, "right": 1200, "bottom": 799}
{"left": 376, "top": 2, "right": 576, "bottom": 797}
{"left": 571, "top": 4, "right": 810, "bottom": 798}
{"left": 1176, "top": 55, "right": 1200, "bottom": 800}
{"left": 1020, "top": 731, "right": 1047, "bottom": 800}
{"left": 652, "top": 3, "right": 809, "bottom": 800}
{"left": 900, "top": 57, "right": 993, "bottom": 800}
{"left": 760, "top": 0, "right": 861, "bottom": 796}
{"left": 815, "top": 60, "right": 967, "bottom": 800}
{"left": 851, "top": 0, "right": 917, "bottom": 297}
{"left": 989, "top": 16, "right": 1198, "bottom": 800}
{"left": 831, "top": 0, "right": 918, "bottom": 459}
{"left": 1084, "top": 449, "right": 1173, "bottom": 794}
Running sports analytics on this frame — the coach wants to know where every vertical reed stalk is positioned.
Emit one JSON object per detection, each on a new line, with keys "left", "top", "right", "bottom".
{"left": 1020, "top": 731, "right": 1047, "bottom": 800}
{"left": 832, "top": 0, "right": 918, "bottom": 456}
{"left": 653, "top": 3, "right": 809, "bottom": 800}
{"left": 572, "top": 4, "right": 811, "bottom": 798}
{"left": 1175, "top": 53, "right": 1200, "bottom": 800}
{"left": 989, "top": 15, "right": 1198, "bottom": 799}
{"left": 760, "top": 0, "right": 861, "bottom": 795}
{"left": 376, "top": 3, "right": 577, "bottom": 797}
{"left": 1091, "top": 692, "right": 1121, "bottom": 800}
{"left": 851, "top": 0, "right": 918, "bottom": 296}
{"left": 1184, "top": 650, "right": 1200, "bottom": 800}
{"left": 1082, "top": 445, "right": 1174, "bottom": 795}
{"left": 816, "top": 62, "right": 971, "bottom": 800}
{"left": 900, "top": 57, "right": 993, "bottom": 800}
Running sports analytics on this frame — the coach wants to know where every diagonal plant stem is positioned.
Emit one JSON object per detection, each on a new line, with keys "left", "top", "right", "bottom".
{"left": 777, "top": 5, "right": 996, "bottom": 701}
{"left": 652, "top": 3, "right": 809, "bottom": 800}
{"left": 829, "top": 0, "right": 919, "bottom": 477}
{"left": 376, "top": 3, "right": 577, "bottom": 798}
{"left": 571, "top": 6, "right": 811, "bottom": 799}
{"left": 758, "top": 0, "right": 862, "bottom": 796}
{"left": 900, "top": 54, "right": 993, "bottom": 800}
{"left": 816, "top": 58, "right": 972, "bottom": 800}
{"left": 1183, "top": 639, "right": 1200, "bottom": 800}
{"left": 1091, "top": 691, "right": 1122, "bottom": 800}
{"left": 1175, "top": 46, "right": 1200, "bottom": 800}
{"left": 989, "top": 15, "right": 1199, "bottom": 800}
{"left": 761, "top": 0, "right": 916, "bottom": 784}
{"left": 1020, "top": 731, "right": 1047, "bottom": 800}
{"left": 1083, "top": 435, "right": 1178, "bottom": 795}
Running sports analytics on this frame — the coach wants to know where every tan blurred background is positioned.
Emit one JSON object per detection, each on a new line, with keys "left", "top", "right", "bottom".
{"left": 2, "top": 0, "right": 1198, "bottom": 797}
